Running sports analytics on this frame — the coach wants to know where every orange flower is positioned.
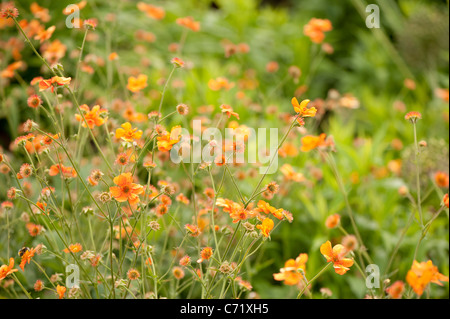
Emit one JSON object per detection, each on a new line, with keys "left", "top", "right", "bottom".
{"left": 273, "top": 253, "right": 308, "bottom": 286}
{"left": 256, "top": 218, "right": 274, "bottom": 238}
{"left": 220, "top": 104, "right": 239, "bottom": 119}
{"left": 34, "top": 25, "right": 55, "bottom": 43}
{"left": 443, "top": 193, "right": 449, "bottom": 208}
{"left": 39, "top": 76, "right": 71, "bottom": 92}
{"left": 303, "top": 18, "right": 332, "bottom": 44}
{"left": 75, "top": 104, "right": 108, "bottom": 128}
{"left": 291, "top": 97, "right": 317, "bottom": 118}
{"left": 257, "top": 200, "right": 284, "bottom": 220}
{"left": 0, "top": 258, "right": 18, "bottom": 282}
{"left": 434, "top": 171, "right": 449, "bottom": 188}
{"left": 108, "top": 52, "right": 119, "bottom": 61}
{"left": 1, "top": 61, "right": 23, "bottom": 78}
{"left": 49, "top": 164, "right": 77, "bottom": 179}
{"left": 386, "top": 281, "right": 405, "bottom": 299}
{"left": 157, "top": 126, "right": 182, "bottom": 152}
{"left": 63, "top": 243, "right": 83, "bottom": 254}
{"left": 229, "top": 207, "right": 249, "bottom": 223}
{"left": 185, "top": 224, "right": 200, "bottom": 237}
{"left": 26, "top": 223, "right": 43, "bottom": 237}
{"left": 300, "top": 133, "right": 327, "bottom": 152}
{"left": 19, "top": 247, "right": 36, "bottom": 271}
{"left": 406, "top": 260, "right": 449, "bottom": 296}
{"left": 209, "top": 77, "right": 234, "bottom": 91}
{"left": 127, "top": 268, "right": 141, "bottom": 280}
{"left": 325, "top": 214, "right": 340, "bottom": 229}
{"left": 176, "top": 16, "right": 200, "bottom": 32}
{"left": 137, "top": 2, "right": 165, "bottom": 20}
{"left": 30, "top": 2, "right": 50, "bottom": 22}
{"left": 56, "top": 285, "right": 66, "bottom": 299}
{"left": 115, "top": 122, "right": 143, "bottom": 142}
{"left": 127, "top": 74, "right": 147, "bottom": 93}
{"left": 435, "top": 88, "right": 449, "bottom": 103}
{"left": 280, "top": 164, "right": 305, "bottom": 182}
{"left": 404, "top": 111, "right": 422, "bottom": 123}
{"left": 109, "top": 172, "right": 144, "bottom": 205}
{"left": 320, "top": 240, "right": 354, "bottom": 275}
{"left": 197, "top": 247, "right": 213, "bottom": 263}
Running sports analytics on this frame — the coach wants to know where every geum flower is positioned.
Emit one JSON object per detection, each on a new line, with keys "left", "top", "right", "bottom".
{"left": 110, "top": 172, "right": 144, "bottom": 206}
{"left": 291, "top": 98, "right": 317, "bottom": 118}
{"left": 63, "top": 243, "right": 83, "bottom": 254}
{"left": 157, "top": 126, "right": 182, "bottom": 152}
{"left": 127, "top": 74, "right": 147, "bottom": 93}
{"left": 75, "top": 104, "right": 108, "bottom": 128}
{"left": 19, "top": 247, "right": 36, "bottom": 271}
{"left": 0, "top": 258, "right": 18, "bottom": 281}
{"left": 320, "top": 240, "right": 354, "bottom": 275}
{"left": 303, "top": 18, "right": 333, "bottom": 44}
{"left": 274, "top": 253, "right": 308, "bottom": 286}
{"left": 257, "top": 218, "right": 274, "bottom": 238}
{"left": 257, "top": 200, "right": 284, "bottom": 220}
{"left": 220, "top": 104, "right": 239, "bottom": 120}
{"left": 49, "top": 164, "right": 77, "bottom": 179}
{"left": 406, "top": 260, "right": 449, "bottom": 296}
{"left": 176, "top": 16, "right": 200, "bottom": 32}
{"left": 115, "top": 122, "right": 143, "bottom": 142}
{"left": 39, "top": 76, "right": 71, "bottom": 92}
{"left": 137, "top": 2, "right": 165, "bottom": 20}
{"left": 300, "top": 133, "right": 334, "bottom": 152}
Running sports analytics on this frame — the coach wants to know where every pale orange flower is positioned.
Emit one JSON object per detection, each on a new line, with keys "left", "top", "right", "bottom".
{"left": 435, "top": 88, "right": 449, "bottom": 103}
{"left": 1, "top": 61, "right": 23, "bottom": 78}
{"left": 303, "top": 18, "right": 332, "bottom": 43}
{"left": 280, "top": 164, "right": 305, "bottom": 182}
{"left": 115, "top": 122, "right": 143, "bottom": 142}
{"left": 30, "top": 2, "right": 50, "bottom": 22}
{"left": 127, "top": 74, "right": 147, "bottom": 93}
{"left": 34, "top": 25, "right": 55, "bottom": 43}
{"left": 176, "top": 16, "right": 200, "bottom": 32}
{"left": 320, "top": 240, "right": 354, "bottom": 275}
{"left": 49, "top": 164, "right": 77, "bottom": 179}
{"left": 137, "top": 2, "right": 165, "bottom": 20}
{"left": 109, "top": 172, "right": 144, "bottom": 205}
{"left": 406, "top": 260, "right": 449, "bottom": 296}
{"left": 209, "top": 77, "right": 234, "bottom": 91}
{"left": 274, "top": 253, "right": 308, "bottom": 286}
{"left": 75, "top": 104, "right": 108, "bottom": 128}
{"left": 220, "top": 104, "right": 239, "bottom": 119}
